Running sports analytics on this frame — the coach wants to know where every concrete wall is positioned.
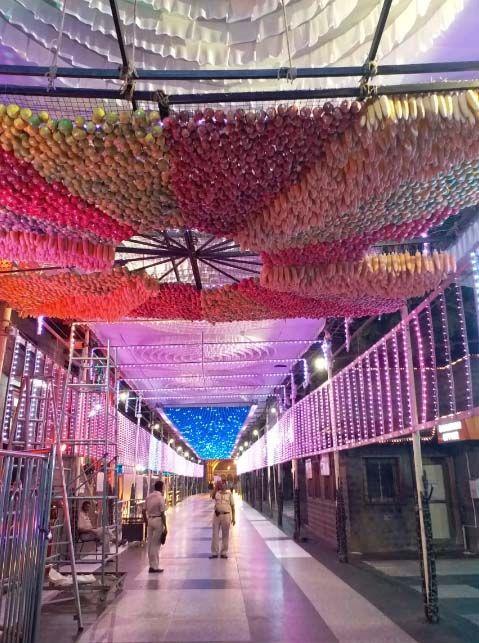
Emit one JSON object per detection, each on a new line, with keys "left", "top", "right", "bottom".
{"left": 344, "top": 446, "right": 418, "bottom": 554}
{"left": 305, "top": 497, "right": 337, "bottom": 545}
{"left": 303, "top": 453, "right": 337, "bottom": 546}
{"left": 302, "top": 442, "right": 477, "bottom": 555}
{"left": 450, "top": 443, "right": 479, "bottom": 552}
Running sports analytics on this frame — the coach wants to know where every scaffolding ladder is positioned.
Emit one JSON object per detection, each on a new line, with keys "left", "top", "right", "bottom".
{"left": 52, "top": 334, "right": 125, "bottom": 602}
{"left": 4, "top": 374, "right": 84, "bottom": 632}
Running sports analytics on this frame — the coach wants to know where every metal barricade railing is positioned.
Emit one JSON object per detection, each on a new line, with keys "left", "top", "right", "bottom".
{"left": 0, "top": 448, "right": 55, "bottom": 643}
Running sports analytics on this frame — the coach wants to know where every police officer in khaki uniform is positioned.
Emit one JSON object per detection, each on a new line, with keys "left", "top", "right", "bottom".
{"left": 210, "top": 480, "right": 235, "bottom": 559}
{"left": 145, "top": 479, "right": 167, "bottom": 573}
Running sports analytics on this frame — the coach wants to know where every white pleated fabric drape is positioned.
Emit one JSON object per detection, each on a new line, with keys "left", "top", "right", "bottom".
{"left": 0, "top": 0, "right": 467, "bottom": 93}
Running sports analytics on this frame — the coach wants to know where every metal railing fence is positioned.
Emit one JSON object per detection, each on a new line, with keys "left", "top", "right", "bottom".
{"left": 0, "top": 448, "right": 55, "bottom": 643}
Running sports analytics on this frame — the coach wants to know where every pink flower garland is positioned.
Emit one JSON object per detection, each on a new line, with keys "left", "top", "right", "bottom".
{"left": 234, "top": 103, "right": 479, "bottom": 252}
{"left": 235, "top": 279, "right": 403, "bottom": 319}
{"left": 0, "top": 230, "right": 115, "bottom": 272}
{"left": 131, "top": 283, "right": 202, "bottom": 320}
{"left": 164, "top": 102, "right": 362, "bottom": 234}
{"left": 131, "top": 279, "right": 404, "bottom": 323}
{"left": 0, "top": 269, "right": 158, "bottom": 321}
{"left": 262, "top": 206, "right": 456, "bottom": 266}
{"left": 0, "top": 150, "right": 134, "bottom": 243}
{"left": 261, "top": 252, "right": 455, "bottom": 300}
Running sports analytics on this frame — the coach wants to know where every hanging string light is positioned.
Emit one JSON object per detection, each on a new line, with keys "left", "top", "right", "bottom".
{"left": 37, "top": 315, "right": 44, "bottom": 336}
{"left": 392, "top": 331, "right": 405, "bottom": 434}
{"left": 321, "top": 331, "right": 333, "bottom": 371}
{"left": 454, "top": 281, "right": 474, "bottom": 410}
{"left": 437, "top": 291, "right": 456, "bottom": 415}
{"left": 345, "top": 318, "right": 352, "bottom": 353}
{"left": 302, "top": 358, "right": 310, "bottom": 389}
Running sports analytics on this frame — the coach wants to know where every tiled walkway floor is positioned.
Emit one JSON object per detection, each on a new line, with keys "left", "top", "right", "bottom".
{"left": 365, "top": 558, "right": 479, "bottom": 628}
{"left": 40, "top": 494, "right": 423, "bottom": 642}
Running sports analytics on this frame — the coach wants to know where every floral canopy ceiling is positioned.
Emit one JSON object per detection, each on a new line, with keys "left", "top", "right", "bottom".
{"left": 0, "top": 1, "right": 477, "bottom": 323}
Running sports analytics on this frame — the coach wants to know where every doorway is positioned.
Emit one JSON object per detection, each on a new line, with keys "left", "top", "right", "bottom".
{"left": 423, "top": 458, "right": 454, "bottom": 541}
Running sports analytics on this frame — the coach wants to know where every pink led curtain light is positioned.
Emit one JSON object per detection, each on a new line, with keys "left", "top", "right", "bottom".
{"left": 73, "top": 390, "right": 203, "bottom": 476}
{"left": 237, "top": 276, "right": 479, "bottom": 474}
{"left": 117, "top": 415, "right": 203, "bottom": 477}
{"left": 1, "top": 333, "right": 79, "bottom": 449}
{"left": 1, "top": 333, "right": 203, "bottom": 477}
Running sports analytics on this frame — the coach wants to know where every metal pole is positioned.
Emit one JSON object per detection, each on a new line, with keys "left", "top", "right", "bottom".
{"left": 366, "top": 0, "right": 394, "bottom": 65}
{"left": 259, "top": 467, "right": 264, "bottom": 513}
{"left": 360, "top": 0, "right": 393, "bottom": 96}
{"left": 0, "top": 302, "right": 11, "bottom": 376}
{"left": 108, "top": 0, "right": 137, "bottom": 110}
{"left": 184, "top": 230, "right": 202, "bottom": 291}
{"left": 133, "top": 408, "right": 141, "bottom": 495}
{"left": 292, "top": 458, "right": 300, "bottom": 540}
{"left": 1, "top": 59, "right": 479, "bottom": 81}
{"left": 272, "top": 463, "right": 278, "bottom": 517}
{"left": 276, "top": 463, "right": 284, "bottom": 527}
{"left": 401, "top": 307, "right": 437, "bottom": 622}
{"left": 0, "top": 306, "right": 12, "bottom": 452}
{"left": 265, "top": 411, "right": 273, "bottom": 518}
{"left": 1, "top": 80, "right": 479, "bottom": 104}
{"left": 113, "top": 346, "right": 120, "bottom": 577}
{"left": 290, "top": 377, "right": 301, "bottom": 540}
{"left": 51, "top": 377, "right": 84, "bottom": 631}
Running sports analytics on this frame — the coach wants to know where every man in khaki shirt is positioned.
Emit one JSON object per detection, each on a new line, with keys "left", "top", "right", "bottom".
{"left": 145, "top": 479, "right": 167, "bottom": 573}
{"left": 210, "top": 480, "right": 235, "bottom": 559}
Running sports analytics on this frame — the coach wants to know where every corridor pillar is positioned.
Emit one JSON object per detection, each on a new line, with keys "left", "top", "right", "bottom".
{"left": 324, "top": 333, "right": 348, "bottom": 563}
{"left": 292, "top": 458, "right": 300, "bottom": 541}
{"left": 276, "top": 463, "right": 284, "bottom": 527}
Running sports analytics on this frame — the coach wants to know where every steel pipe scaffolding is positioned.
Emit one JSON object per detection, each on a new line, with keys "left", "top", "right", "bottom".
{"left": 0, "top": 60, "right": 478, "bottom": 82}
{"left": 0, "top": 0, "right": 477, "bottom": 105}
{"left": 1, "top": 79, "right": 479, "bottom": 106}
{"left": 0, "top": 0, "right": 479, "bottom": 105}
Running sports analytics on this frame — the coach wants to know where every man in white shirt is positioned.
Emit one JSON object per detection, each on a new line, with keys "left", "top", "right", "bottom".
{"left": 77, "top": 500, "right": 112, "bottom": 554}
{"left": 210, "top": 480, "right": 235, "bottom": 559}
{"left": 145, "top": 479, "right": 167, "bottom": 573}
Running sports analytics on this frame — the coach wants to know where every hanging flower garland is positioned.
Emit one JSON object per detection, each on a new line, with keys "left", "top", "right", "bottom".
{"left": 201, "top": 281, "right": 277, "bottom": 322}
{"left": 0, "top": 94, "right": 474, "bottom": 315}
{"left": 0, "top": 269, "right": 158, "bottom": 321}
{"left": 228, "top": 279, "right": 403, "bottom": 319}
{"left": 0, "top": 268, "right": 406, "bottom": 323}
{"left": 261, "top": 206, "right": 456, "bottom": 266}
{"left": 234, "top": 91, "right": 479, "bottom": 252}
{"left": 0, "top": 105, "right": 175, "bottom": 231}
{"left": 131, "top": 283, "right": 203, "bottom": 320}
{"left": 131, "top": 279, "right": 402, "bottom": 322}
{"left": 0, "top": 206, "right": 73, "bottom": 237}
{"left": 163, "top": 101, "right": 362, "bottom": 234}
{"left": 261, "top": 251, "right": 456, "bottom": 300}
{"left": 0, "top": 149, "right": 134, "bottom": 243}
{"left": 0, "top": 230, "right": 115, "bottom": 272}
{"left": 200, "top": 278, "right": 403, "bottom": 322}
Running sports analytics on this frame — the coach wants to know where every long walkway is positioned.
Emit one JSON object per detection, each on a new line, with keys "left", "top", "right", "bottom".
{"left": 39, "top": 495, "right": 473, "bottom": 642}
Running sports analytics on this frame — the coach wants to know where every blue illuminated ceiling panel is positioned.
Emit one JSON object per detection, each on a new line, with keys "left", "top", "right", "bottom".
{"left": 163, "top": 406, "right": 250, "bottom": 460}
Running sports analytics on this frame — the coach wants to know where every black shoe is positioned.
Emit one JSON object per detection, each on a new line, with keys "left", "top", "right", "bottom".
{"left": 220, "top": 554, "right": 228, "bottom": 559}
{"left": 148, "top": 567, "right": 164, "bottom": 573}
{"left": 209, "top": 555, "right": 219, "bottom": 559}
